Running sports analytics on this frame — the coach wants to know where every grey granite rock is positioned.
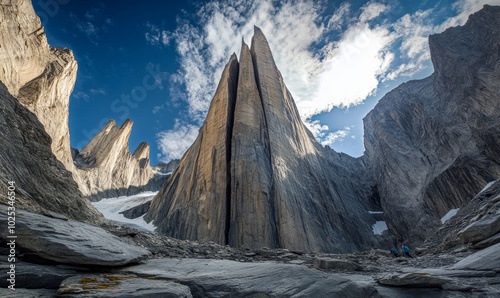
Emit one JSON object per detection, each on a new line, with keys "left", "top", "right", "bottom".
{"left": 364, "top": 5, "right": 500, "bottom": 244}
{"left": 314, "top": 257, "right": 361, "bottom": 271}
{"left": 145, "top": 27, "right": 382, "bottom": 253}
{"left": 145, "top": 53, "right": 239, "bottom": 244}
{"left": 0, "top": 1, "right": 77, "bottom": 173}
{"left": 0, "top": 260, "right": 78, "bottom": 289}
{"left": 0, "top": 82, "right": 101, "bottom": 222}
{"left": 377, "top": 272, "right": 452, "bottom": 288}
{"left": 120, "top": 258, "right": 380, "bottom": 297}
{"left": 0, "top": 288, "right": 56, "bottom": 297}
{"left": 75, "top": 119, "right": 157, "bottom": 200}
{"left": 57, "top": 274, "right": 192, "bottom": 297}
{"left": 425, "top": 180, "right": 500, "bottom": 251}
{"left": 452, "top": 242, "right": 500, "bottom": 272}
{"left": 0, "top": 207, "right": 150, "bottom": 266}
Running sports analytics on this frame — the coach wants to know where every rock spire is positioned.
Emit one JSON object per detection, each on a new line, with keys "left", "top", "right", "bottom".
{"left": 145, "top": 27, "right": 380, "bottom": 252}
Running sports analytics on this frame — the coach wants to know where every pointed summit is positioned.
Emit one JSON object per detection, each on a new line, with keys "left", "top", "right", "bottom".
{"left": 145, "top": 54, "right": 239, "bottom": 243}
{"left": 133, "top": 142, "right": 150, "bottom": 161}
{"left": 145, "top": 28, "right": 379, "bottom": 252}
{"left": 75, "top": 119, "right": 154, "bottom": 198}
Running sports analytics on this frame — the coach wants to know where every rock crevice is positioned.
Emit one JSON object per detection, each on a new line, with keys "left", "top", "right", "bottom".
{"left": 145, "top": 27, "right": 381, "bottom": 253}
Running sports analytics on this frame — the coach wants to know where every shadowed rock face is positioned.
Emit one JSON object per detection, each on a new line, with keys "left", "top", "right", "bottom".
{"left": 146, "top": 54, "right": 239, "bottom": 245}
{"left": 0, "top": 82, "right": 101, "bottom": 222}
{"left": 0, "top": 2, "right": 160, "bottom": 200}
{"left": 145, "top": 28, "right": 381, "bottom": 253}
{"left": 363, "top": 5, "right": 500, "bottom": 243}
{"left": 0, "top": 1, "right": 77, "bottom": 175}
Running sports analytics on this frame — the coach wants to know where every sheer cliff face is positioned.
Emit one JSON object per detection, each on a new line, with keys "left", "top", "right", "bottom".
{"left": 364, "top": 5, "right": 500, "bottom": 243}
{"left": 0, "top": 1, "right": 77, "bottom": 172}
{"left": 75, "top": 119, "right": 155, "bottom": 199}
{"left": 146, "top": 28, "right": 381, "bottom": 253}
{"left": 0, "top": 81, "right": 102, "bottom": 222}
{"left": 0, "top": 1, "right": 158, "bottom": 199}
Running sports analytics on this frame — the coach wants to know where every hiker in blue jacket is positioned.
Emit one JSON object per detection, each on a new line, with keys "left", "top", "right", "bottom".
{"left": 402, "top": 245, "right": 413, "bottom": 258}
{"left": 390, "top": 247, "right": 399, "bottom": 257}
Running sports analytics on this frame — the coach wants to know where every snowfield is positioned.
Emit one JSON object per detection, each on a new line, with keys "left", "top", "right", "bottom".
{"left": 92, "top": 191, "right": 157, "bottom": 232}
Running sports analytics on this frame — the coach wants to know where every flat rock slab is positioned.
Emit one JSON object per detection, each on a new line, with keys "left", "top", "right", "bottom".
{"left": 0, "top": 208, "right": 150, "bottom": 266}
{"left": 0, "top": 288, "right": 56, "bottom": 297}
{"left": 120, "top": 258, "right": 379, "bottom": 297}
{"left": 377, "top": 272, "right": 452, "bottom": 288}
{"left": 400, "top": 267, "right": 496, "bottom": 278}
{"left": 452, "top": 242, "right": 500, "bottom": 271}
{"left": 57, "top": 274, "right": 192, "bottom": 297}
{"left": 314, "top": 257, "right": 361, "bottom": 271}
{"left": 0, "top": 260, "right": 79, "bottom": 289}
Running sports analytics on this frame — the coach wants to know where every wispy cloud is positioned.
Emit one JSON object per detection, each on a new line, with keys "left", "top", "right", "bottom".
{"left": 90, "top": 88, "right": 106, "bottom": 96}
{"left": 157, "top": 0, "right": 495, "bottom": 160}
{"left": 145, "top": 22, "right": 172, "bottom": 46}
{"left": 156, "top": 120, "right": 199, "bottom": 161}
{"left": 69, "top": 3, "right": 110, "bottom": 45}
{"left": 320, "top": 127, "right": 352, "bottom": 147}
{"left": 73, "top": 90, "right": 90, "bottom": 101}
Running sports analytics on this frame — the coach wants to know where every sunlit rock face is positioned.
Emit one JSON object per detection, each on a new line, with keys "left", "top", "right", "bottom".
{"left": 74, "top": 119, "right": 157, "bottom": 200}
{"left": 0, "top": 81, "right": 102, "bottom": 223}
{"left": 0, "top": 2, "right": 163, "bottom": 199}
{"left": 364, "top": 5, "right": 500, "bottom": 243}
{"left": 145, "top": 27, "right": 381, "bottom": 253}
{"left": 0, "top": 1, "right": 77, "bottom": 174}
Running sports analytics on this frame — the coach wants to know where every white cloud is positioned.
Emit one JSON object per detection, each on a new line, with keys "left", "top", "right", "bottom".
{"left": 73, "top": 90, "right": 90, "bottom": 101}
{"left": 90, "top": 88, "right": 106, "bottom": 95}
{"left": 158, "top": 0, "right": 499, "bottom": 158}
{"left": 327, "top": 3, "right": 351, "bottom": 31}
{"left": 145, "top": 22, "right": 171, "bottom": 46}
{"left": 359, "top": 1, "right": 388, "bottom": 22}
{"left": 320, "top": 127, "right": 351, "bottom": 146}
{"left": 156, "top": 120, "right": 199, "bottom": 162}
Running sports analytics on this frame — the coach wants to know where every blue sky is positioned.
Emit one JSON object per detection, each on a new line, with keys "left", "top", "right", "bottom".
{"left": 33, "top": 0, "right": 499, "bottom": 165}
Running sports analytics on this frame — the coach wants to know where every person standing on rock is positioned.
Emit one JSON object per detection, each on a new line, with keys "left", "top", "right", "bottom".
{"left": 390, "top": 247, "right": 399, "bottom": 257}
{"left": 402, "top": 245, "right": 413, "bottom": 258}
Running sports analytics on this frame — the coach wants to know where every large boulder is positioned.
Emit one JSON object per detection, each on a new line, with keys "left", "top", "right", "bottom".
{"left": 0, "top": 207, "right": 150, "bottom": 266}
{"left": 452, "top": 242, "right": 500, "bottom": 272}
{"left": 120, "top": 258, "right": 380, "bottom": 297}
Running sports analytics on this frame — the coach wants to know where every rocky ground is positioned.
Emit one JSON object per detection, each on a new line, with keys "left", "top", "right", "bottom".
{"left": 1, "top": 205, "right": 499, "bottom": 298}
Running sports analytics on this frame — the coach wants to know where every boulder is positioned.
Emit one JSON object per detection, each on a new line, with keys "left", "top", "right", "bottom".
{"left": 0, "top": 207, "right": 150, "bottom": 266}
{"left": 452, "top": 242, "right": 500, "bottom": 271}
{"left": 120, "top": 258, "right": 379, "bottom": 297}
{"left": 377, "top": 272, "right": 452, "bottom": 288}
{"left": 0, "top": 261, "right": 78, "bottom": 289}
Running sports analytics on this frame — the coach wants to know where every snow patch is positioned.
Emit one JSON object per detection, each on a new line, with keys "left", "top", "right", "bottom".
{"left": 368, "top": 211, "right": 384, "bottom": 214}
{"left": 479, "top": 180, "right": 496, "bottom": 194}
{"left": 441, "top": 208, "right": 460, "bottom": 224}
{"left": 153, "top": 170, "right": 172, "bottom": 176}
{"left": 372, "top": 221, "right": 388, "bottom": 235}
{"left": 92, "top": 191, "right": 158, "bottom": 232}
